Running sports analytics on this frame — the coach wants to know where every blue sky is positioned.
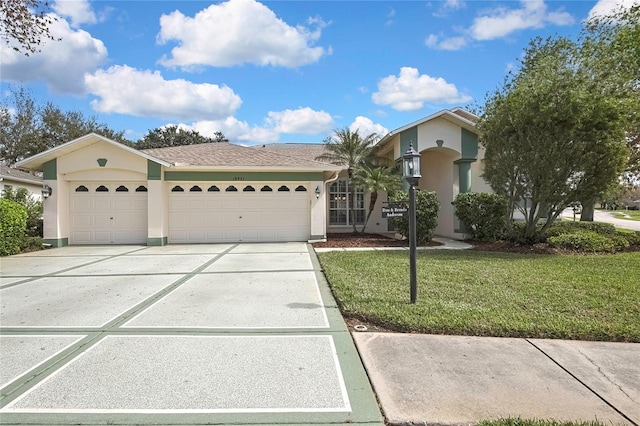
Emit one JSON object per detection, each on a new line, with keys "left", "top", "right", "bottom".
{"left": 1, "top": 0, "right": 635, "bottom": 145}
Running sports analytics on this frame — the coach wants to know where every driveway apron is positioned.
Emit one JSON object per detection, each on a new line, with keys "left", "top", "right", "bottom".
{"left": 0, "top": 243, "right": 383, "bottom": 425}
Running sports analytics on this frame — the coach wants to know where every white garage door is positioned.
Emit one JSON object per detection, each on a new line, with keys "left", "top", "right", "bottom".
{"left": 69, "top": 182, "right": 148, "bottom": 244}
{"left": 169, "top": 183, "right": 310, "bottom": 243}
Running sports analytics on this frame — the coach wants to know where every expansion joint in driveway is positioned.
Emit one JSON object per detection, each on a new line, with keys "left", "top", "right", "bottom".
{"left": 0, "top": 246, "right": 150, "bottom": 290}
{"left": 101, "top": 244, "right": 239, "bottom": 331}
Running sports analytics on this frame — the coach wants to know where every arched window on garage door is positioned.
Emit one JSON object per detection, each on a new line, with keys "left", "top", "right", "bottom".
{"left": 116, "top": 185, "right": 129, "bottom": 192}
{"left": 75, "top": 185, "right": 89, "bottom": 192}
{"left": 96, "top": 185, "right": 109, "bottom": 192}
{"left": 277, "top": 185, "right": 290, "bottom": 192}
{"left": 208, "top": 185, "right": 220, "bottom": 192}
{"left": 171, "top": 186, "right": 185, "bottom": 192}
{"left": 135, "top": 185, "right": 148, "bottom": 192}
{"left": 226, "top": 185, "right": 238, "bottom": 192}
{"left": 190, "top": 185, "right": 202, "bottom": 192}
{"left": 260, "top": 185, "right": 273, "bottom": 192}
{"left": 243, "top": 185, "right": 255, "bottom": 192}
{"left": 295, "top": 185, "right": 307, "bottom": 192}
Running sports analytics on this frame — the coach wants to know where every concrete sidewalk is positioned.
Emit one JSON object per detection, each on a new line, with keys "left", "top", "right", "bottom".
{"left": 353, "top": 333, "right": 640, "bottom": 425}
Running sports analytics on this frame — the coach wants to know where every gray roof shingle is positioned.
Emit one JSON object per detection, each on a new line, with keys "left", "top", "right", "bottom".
{"left": 141, "top": 142, "right": 339, "bottom": 169}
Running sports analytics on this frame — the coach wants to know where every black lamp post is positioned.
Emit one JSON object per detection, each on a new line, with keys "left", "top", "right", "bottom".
{"left": 403, "top": 143, "right": 421, "bottom": 304}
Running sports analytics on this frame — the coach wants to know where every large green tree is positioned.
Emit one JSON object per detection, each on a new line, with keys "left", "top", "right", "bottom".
{"left": 135, "top": 126, "right": 227, "bottom": 149}
{"left": 1, "top": 87, "right": 130, "bottom": 164}
{"left": 316, "top": 128, "right": 379, "bottom": 233}
{"left": 478, "top": 5, "right": 639, "bottom": 241}
{"left": 478, "top": 35, "right": 629, "bottom": 241}
{"left": 578, "top": 4, "right": 640, "bottom": 218}
{"left": 0, "top": 0, "right": 59, "bottom": 56}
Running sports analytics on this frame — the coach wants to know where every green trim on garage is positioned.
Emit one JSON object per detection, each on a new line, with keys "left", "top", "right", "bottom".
{"left": 164, "top": 171, "right": 324, "bottom": 181}
{"left": 461, "top": 128, "right": 478, "bottom": 160}
{"left": 148, "top": 160, "right": 162, "bottom": 180}
{"left": 147, "top": 237, "right": 168, "bottom": 246}
{"left": 43, "top": 159, "right": 57, "bottom": 180}
{"left": 400, "top": 127, "right": 417, "bottom": 156}
{"left": 44, "top": 237, "right": 68, "bottom": 248}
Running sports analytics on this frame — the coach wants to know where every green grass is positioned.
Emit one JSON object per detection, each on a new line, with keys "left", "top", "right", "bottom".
{"left": 611, "top": 210, "right": 640, "bottom": 221}
{"left": 478, "top": 419, "right": 609, "bottom": 426}
{"left": 317, "top": 250, "right": 640, "bottom": 342}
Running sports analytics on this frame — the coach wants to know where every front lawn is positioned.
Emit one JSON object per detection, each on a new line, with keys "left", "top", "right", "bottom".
{"left": 317, "top": 250, "right": 640, "bottom": 342}
{"left": 611, "top": 210, "right": 640, "bottom": 221}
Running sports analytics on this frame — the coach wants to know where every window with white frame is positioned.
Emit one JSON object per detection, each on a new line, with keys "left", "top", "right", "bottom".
{"left": 329, "top": 180, "right": 365, "bottom": 225}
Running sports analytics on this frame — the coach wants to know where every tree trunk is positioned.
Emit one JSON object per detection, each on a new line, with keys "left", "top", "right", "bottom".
{"left": 350, "top": 185, "right": 358, "bottom": 233}
{"left": 360, "top": 191, "right": 378, "bottom": 234}
{"left": 580, "top": 200, "right": 595, "bottom": 221}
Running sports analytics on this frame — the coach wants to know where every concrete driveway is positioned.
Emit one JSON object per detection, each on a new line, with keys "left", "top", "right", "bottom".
{"left": 0, "top": 243, "right": 383, "bottom": 425}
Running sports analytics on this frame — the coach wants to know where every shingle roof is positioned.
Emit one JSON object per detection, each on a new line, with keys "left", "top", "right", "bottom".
{"left": 253, "top": 143, "right": 329, "bottom": 163}
{"left": 0, "top": 165, "right": 43, "bottom": 184}
{"left": 141, "top": 142, "right": 339, "bottom": 170}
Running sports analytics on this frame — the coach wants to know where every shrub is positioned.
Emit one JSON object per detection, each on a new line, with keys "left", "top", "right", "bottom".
{"left": 453, "top": 192, "right": 509, "bottom": 241}
{"left": 0, "top": 199, "right": 27, "bottom": 256}
{"left": 389, "top": 189, "right": 439, "bottom": 245}
{"left": 21, "top": 236, "right": 45, "bottom": 252}
{"left": 616, "top": 230, "right": 640, "bottom": 247}
{"left": 547, "top": 230, "right": 617, "bottom": 253}
{"left": 545, "top": 221, "right": 617, "bottom": 238}
{"left": 1, "top": 187, "right": 43, "bottom": 237}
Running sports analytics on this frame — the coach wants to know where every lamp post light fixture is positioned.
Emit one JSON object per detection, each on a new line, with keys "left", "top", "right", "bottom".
{"left": 315, "top": 186, "right": 321, "bottom": 199}
{"left": 402, "top": 143, "right": 421, "bottom": 304}
{"left": 42, "top": 184, "right": 53, "bottom": 199}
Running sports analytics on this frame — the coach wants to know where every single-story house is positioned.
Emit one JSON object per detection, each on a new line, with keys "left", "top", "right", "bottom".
{"left": 15, "top": 108, "right": 491, "bottom": 246}
{"left": 0, "top": 164, "right": 43, "bottom": 199}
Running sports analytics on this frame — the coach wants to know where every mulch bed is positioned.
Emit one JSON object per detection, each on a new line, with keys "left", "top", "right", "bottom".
{"left": 312, "top": 233, "right": 408, "bottom": 248}
{"left": 312, "top": 233, "right": 442, "bottom": 248}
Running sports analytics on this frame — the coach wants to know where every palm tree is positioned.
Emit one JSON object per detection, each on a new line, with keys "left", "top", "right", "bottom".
{"left": 317, "top": 128, "right": 379, "bottom": 233}
{"left": 354, "top": 165, "right": 402, "bottom": 233}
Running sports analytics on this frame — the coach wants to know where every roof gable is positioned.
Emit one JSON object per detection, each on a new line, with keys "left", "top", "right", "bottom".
{"left": 15, "top": 133, "right": 171, "bottom": 171}
{"left": 377, "top": 108, "right": 478, "bottom": 149}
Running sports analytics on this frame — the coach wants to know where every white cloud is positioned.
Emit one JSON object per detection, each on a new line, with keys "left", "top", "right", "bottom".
{"left": 349, "top": 117, "right": 388, "bottom": 138}
{"left": 180, "top": 107, "right": 334, "bottom": 144}
{"left": 266, "top": 107, "right": 333, "bottom": 134}
{"left": 184, "top": 118, "right": 278, "bottom": 144}
{"left": 372, "top": 67, "right": 472, "bottom": 111}
{"left": 85, "top": 65, "right": 242, "bottom": 121}
{"left": 0, "top": 15, "right": 107, "bottom": 94}
{"left": 52, "top": 0, "right": 97, "bottom": 27}
{"left": 433, "top": 0, "right": 466, "bottom": 17}
{"left": 157, "top": 0, "right": 329, "bottom": 68}
{"left": 588, "top": 0, "right": 639, "bottom": 20}
{"left": 470, "top": 0, "right": 574, "bottom": 41}
{"left": 425, "top": 34, "right": 468, "bottom": 50}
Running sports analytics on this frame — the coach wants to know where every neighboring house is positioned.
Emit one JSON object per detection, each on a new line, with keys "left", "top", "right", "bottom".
{"left": 0, "top": 164, "right": 43, "bottom": 200}
{"left": 14, "top": 108, "right": 491, "bottom": 247}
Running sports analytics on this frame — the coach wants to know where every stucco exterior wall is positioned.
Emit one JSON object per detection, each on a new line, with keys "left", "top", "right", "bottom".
{"left": 310, "top": 180, "right": 326, "bottom": 240}
{"left": 471, "top": 159, "right": 494, "bottom": 193}
{"left": 1, "top": 180, "right": 42, "bottom": 200}
{"left": 421, "top": 149, "right": 457, "bottom": 237}
{"left": 57, "top": 141, "right": 147, "bottom": 177}
{"left": 417, "top": 117, "right": 462, "bottom": 153}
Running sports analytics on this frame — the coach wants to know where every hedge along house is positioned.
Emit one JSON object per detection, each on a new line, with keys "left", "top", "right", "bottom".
{"left": 374, "top": 108, "right": 492, "bottom": 239}
{"left": 15, "top": 133, "right": 342, "bottom": 247}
